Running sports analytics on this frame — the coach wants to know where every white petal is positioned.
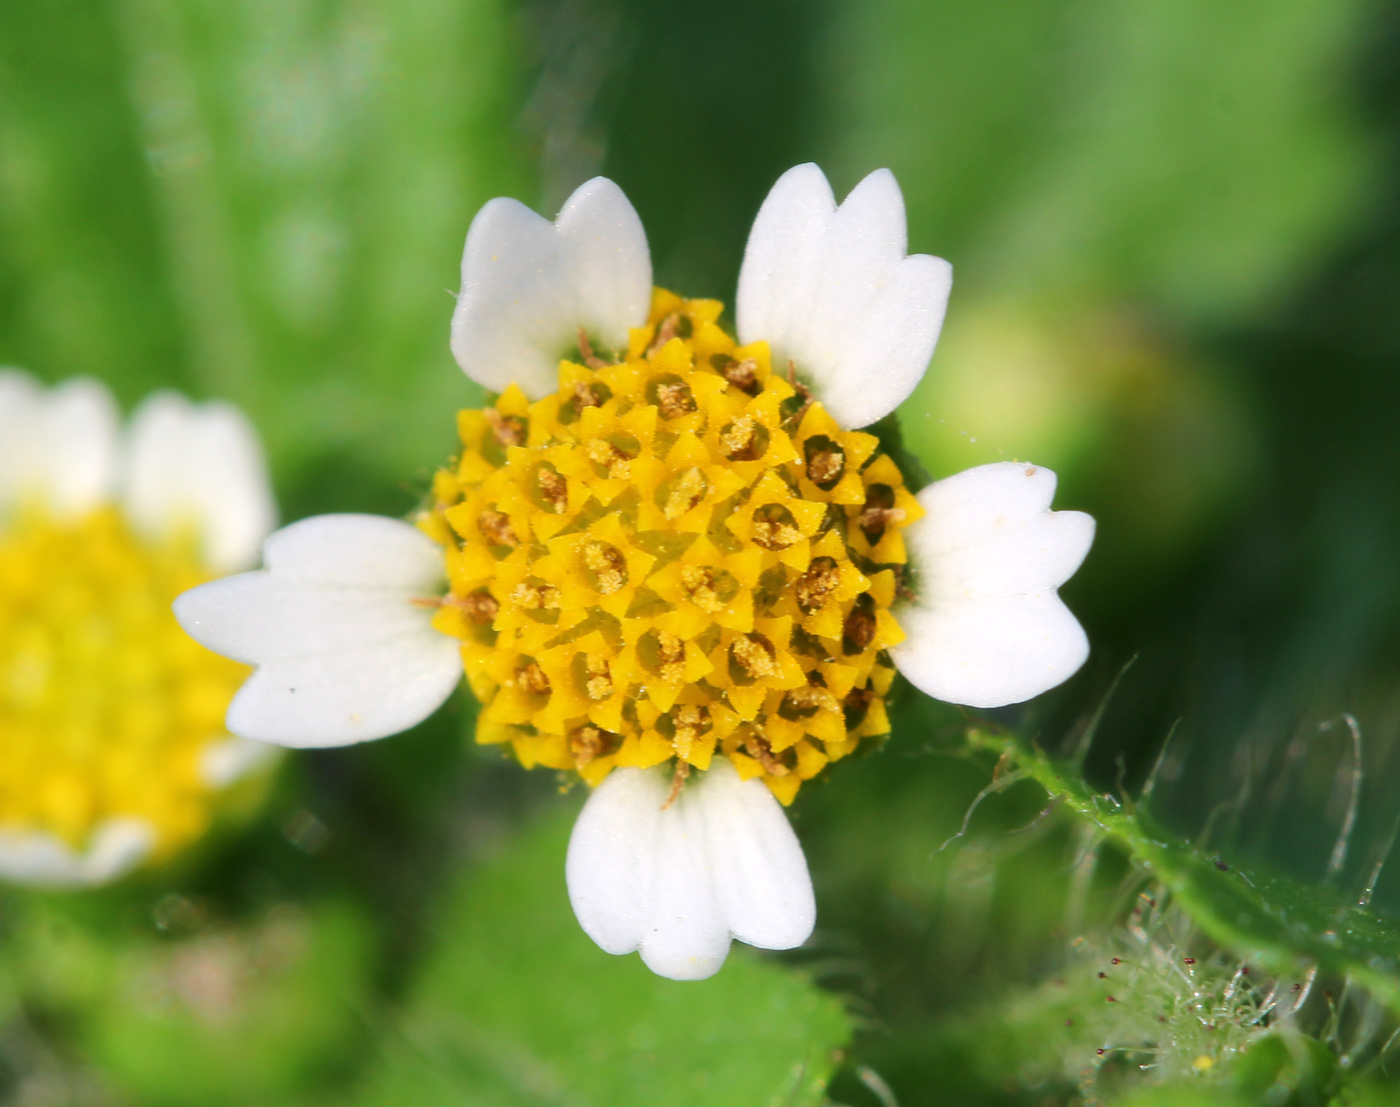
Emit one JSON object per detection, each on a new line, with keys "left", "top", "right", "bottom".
{"left": 200, "top": 736, "right": 283, "bottom": 789}
{"left": 736, "top": 165, "right": 952, "bottom": 429}
{"left": 566, "top": 760, "right": 815, "bottom": 981}
{"left": 0, "top": 371, "right": 119, "bottom": 518}
{"left": 892, "top": 462, "right": 1094, "bottom": 708}
{"left": 0, "top": 818, "right": 155, "bottom": 888}
{"left": 122, "top": 391, "right": 277, "bottom": 572}
{"left": 0, "top": 369, "right": 41, "bottom": 510}
{"left": 451, "top": 178, "right": 652, "bottom": 399}
{"left": 48, "top": 379, "right": 121, "bottom": 513}
{"left": 174, "top": 515, "right": 462, "bottom": 747}
{"left": 0, "top": 368, "right": 40, "bottom": 432}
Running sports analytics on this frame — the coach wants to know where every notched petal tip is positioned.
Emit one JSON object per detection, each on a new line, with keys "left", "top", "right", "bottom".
{"left": 565, "top": 760, "right": 815, "bottom": 981}
{"left": 259, "top": 513, "right": 448, "bottom": 587}
{"left": 175, "top": 514, "right": 462, "bottom": 749}
{"left": 893, "top": 461, "right": 1095, "bottom": 708}
{"left": 764, "top": 163, "right": 839, "bottom": 215}
{"left": 556, "top": 177, "right": 644, "bottom": 240}
{"left": 893, "top": 596, "right": 1090, "bottom": 710}
{"left": 451, "top": 177, "right": 652, "bottom": 399}
{"left": 639, "top": 934, "right": 733, "bottom": 981}
{"left": 124, "top": 390, "right": 277, "bottom": 573}
{"left": 0, "top": 375, "right": 120, "bottom": 518}
{"left": 221, "top": 649, "right": 462, "bottom": 748}
{"left": 736, "top": 163, "right": 952, "bottom": 429}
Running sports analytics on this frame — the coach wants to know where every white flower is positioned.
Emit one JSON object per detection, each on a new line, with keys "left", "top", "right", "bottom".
{"left": 174, "top": 514, "right": 462, "bottom": 748}
{"left": 449, "top": 178, "right": 652, "bottom": 400}
{"left": 176, "top": 165, "right": 1093, "bottom": 979}
{"left": 0, "top": 371, "right": 278, "bottom": 887}
{"left": 736, "top": 164, "right": 953, "bottom": 430}
{"left": 566, "top": 759, "right": 814, "bottom": 980}
{"left": 891, "top": 462, "right": 1093, "bottom": 708}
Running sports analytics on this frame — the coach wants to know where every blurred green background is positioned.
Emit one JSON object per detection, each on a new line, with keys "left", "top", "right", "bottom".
{"left": 5, "top": 0, "right": 1400, "bottom": 1103}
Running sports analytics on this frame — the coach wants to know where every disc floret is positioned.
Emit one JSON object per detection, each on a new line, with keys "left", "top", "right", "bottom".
{"left": 422, "top": 291, "right": 921, "bottom": 803}
{"left": 0, "top": 507, "right": 248, "bottom": 855}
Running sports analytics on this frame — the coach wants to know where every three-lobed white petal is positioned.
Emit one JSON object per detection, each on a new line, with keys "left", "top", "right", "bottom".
{"left": 565, "top": 759, "right": 815, "bottom": 981}
{"left": 0, "top": 369, "right": 119, "bottom": 520}
{"left": 736, "top": 164, "right": 953, "bottom": 430}
{"left": 451, "top": 177, "right": 652, "bottom": 400}
{"left": 174, "top": 514, "right": 462, "bottom": 748}
{"left": 891, "top": 462, "right": 1094, "bottom": 709}
{"left": 123, "top": 390, "right": 278, "bottom": 572}
{"left": 0, "top": 819, "right": 155, "bottom": 888}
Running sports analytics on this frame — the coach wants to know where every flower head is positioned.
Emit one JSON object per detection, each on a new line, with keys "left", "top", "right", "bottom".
{"left": 423, "top": 288, "right": 913, "bottom": 805}
{"left": 0, "top": 372, "right": 277, "bottom": 886}
{"left": 177, "top": 165, "right": 1093, "bottom": 978}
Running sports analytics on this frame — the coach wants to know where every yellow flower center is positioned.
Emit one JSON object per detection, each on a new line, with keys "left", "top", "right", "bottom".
{"left": 0, "top": 507, "right": 248, "bottom": 856}
{"left": 421, "top": 290, "right": 922, "bottom": 804}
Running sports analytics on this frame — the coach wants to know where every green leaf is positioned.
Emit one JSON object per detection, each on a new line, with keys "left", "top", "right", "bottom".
{"left": 1230, "top": 1033, "right": 1336, "bottom": 1105}
{"left": 354, "top": 808, "right": 851, "bottom": 1107}
{"left": 967, "top": 727, "right": 1400, "bottom": 1017}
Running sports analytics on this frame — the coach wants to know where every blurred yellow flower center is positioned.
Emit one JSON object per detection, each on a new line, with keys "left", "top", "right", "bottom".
{"left": 422, "top": 291, "right": 921, "bottom": 804}
{"left": 0, "top": 507, "right": 248, "bottom": 856}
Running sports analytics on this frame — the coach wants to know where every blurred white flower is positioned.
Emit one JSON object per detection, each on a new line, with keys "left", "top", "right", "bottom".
{"left": 177, "top": 164, "right": 1092, "bottom": 979}
{"left": 0, "top": 372, "right": 278, "bottom": 887}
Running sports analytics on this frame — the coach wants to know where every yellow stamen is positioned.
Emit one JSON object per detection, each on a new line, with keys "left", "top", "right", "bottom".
{"left": 663, "top": 467, "right": 707, "bottom": 520}
{"left": 421, "top": 289, "right": 921, "bottom": 803}
{"left": 583, "top": 541, "right": 627, "bottom": 595}
{"left": 510, "top": 580, "right": 560, "bottom": 610}
{"left": 653, "top": 631, "right": 686, "bottom": 684}
{"left": 570, "top": 724, "right": 620, "bottom": 768}
{"left": 680, "top": 564, "right": 726, "bottom": 613}
{"left": 0, "top": 508, "right": 248, "bottom": 857}
{"left": 584, "top": 654, "right": 614, "bottom": 701}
